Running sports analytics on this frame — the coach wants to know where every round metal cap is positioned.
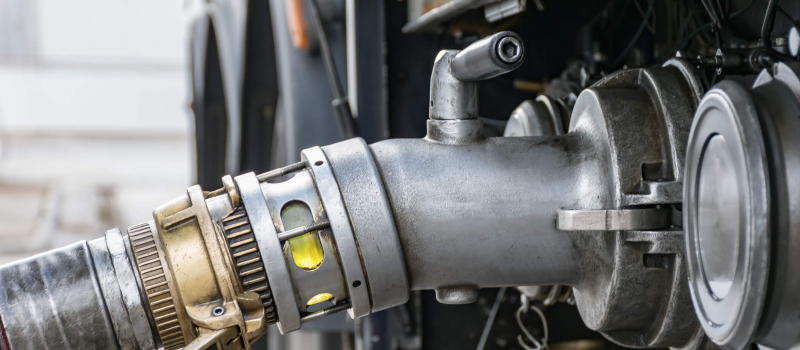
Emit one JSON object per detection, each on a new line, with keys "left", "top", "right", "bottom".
{"left": 684, "top": 80, "right": 771, "bottom": 349}
{"left": 747, "top": 63, "right": 800, "bottom": 350}
{"left": 497, "top": 36, "right": 523, "bottom": 64}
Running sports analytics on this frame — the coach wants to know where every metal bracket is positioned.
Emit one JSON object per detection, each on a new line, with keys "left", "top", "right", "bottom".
{"left": 557, "top": 208, "right": 671, "bottom": 231}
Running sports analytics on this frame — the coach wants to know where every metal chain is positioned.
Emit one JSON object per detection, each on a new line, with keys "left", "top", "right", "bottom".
{"left": 516, "top": 294, "right": 549, "bottom": 350}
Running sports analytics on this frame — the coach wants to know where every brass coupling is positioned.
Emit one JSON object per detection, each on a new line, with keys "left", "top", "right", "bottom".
{"left": 128, "top": 184, "right": 268, "bottom": 350}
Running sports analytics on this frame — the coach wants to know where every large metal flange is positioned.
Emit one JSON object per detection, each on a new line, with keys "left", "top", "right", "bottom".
{"left": 746, "top": 62, "right": 800, "bottom": 349}
{"left": 684, "top": 80, "right": 771, "bottom": 349}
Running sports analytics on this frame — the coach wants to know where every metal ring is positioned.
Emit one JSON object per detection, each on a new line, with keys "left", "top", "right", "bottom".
{"left": 88, "top": 237, "right": 138, "bottom": 350}
{"left": 662, "top": 58, "right": 705, "bottom": 105}
{"left": 219, "top": 207, "right": 277, "bottom": 324}
{"left": 126, "top": 222, "right": 188, "bottom": 350}
{"left": 321, "top": 138, "right": 410, "bottom": 312}
{"left": 302, "top": 146, "right": 372, "bottom": 318}
{"left": 745, "top": 62, "right": 800, "bottom": 349}
{"left": 535, "top": 95, "right": 565, "bottom": 135}
{"left": 235, "top": 172, "right": 302, "bottom": 333}
{"left": 222, "top": 175, "right": 241, "bottom": 208}
{"left": 684, "top": 80, "right": 770, "bottom": 349}
{"left": 106, "top": 228, "right": 158, "bottom": 350}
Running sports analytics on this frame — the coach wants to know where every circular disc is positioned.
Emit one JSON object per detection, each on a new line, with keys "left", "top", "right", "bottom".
{"left": 684, "top": 80, "right": 771, "bottom": 349}
{"left": 748, "top": 63, "right": 800, "bottom": 349}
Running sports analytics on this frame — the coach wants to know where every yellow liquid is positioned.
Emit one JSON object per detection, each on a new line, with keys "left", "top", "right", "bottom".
{"left": 282, "top": 202, "right": 324, "bottom": 270}
{"left": 288, "top": 232, "right": 324, "bottom": 270}
{"left": 307, "top": 293, "right": 334, "bottom": 306}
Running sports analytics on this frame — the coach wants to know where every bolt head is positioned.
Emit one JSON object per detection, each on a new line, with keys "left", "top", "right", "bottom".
{"left": 497, "top": 36, "right": 523, "bottom": 64}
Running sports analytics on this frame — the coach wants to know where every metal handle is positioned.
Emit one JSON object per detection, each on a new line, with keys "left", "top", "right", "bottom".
{"left": 451, "top": 31, "right": 526, "bottom": 81}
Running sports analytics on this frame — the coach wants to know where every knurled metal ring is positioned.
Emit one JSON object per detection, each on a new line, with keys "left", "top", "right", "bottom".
{"left": 221, "top": 208, "right": 278, "bottom": 324}
{"left": 128, "top": 222, "right": 187, "bottom": 350}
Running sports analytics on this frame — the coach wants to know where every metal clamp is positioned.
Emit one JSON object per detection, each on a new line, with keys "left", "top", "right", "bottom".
{"left": 557, "top": 208, "right": 671, "bottom": 231}
{"left": 302, "top": 146, "right": 372, "bottom": 318}
{"left": 88, "top": 236, "right": 138, "bottom": 350}
{"left": 107, "top": 228, "right": 158, "bottom": 350}
{"left": 235, "top": 172, "right": 302, "bottom": 333}
{"left": 127, "top": 222, "right": 187, "bottom": 350}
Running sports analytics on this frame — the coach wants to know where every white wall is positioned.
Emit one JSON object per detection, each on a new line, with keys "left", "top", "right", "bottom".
{"left": 0, "top": 0, "right": 194, "bottom": 263}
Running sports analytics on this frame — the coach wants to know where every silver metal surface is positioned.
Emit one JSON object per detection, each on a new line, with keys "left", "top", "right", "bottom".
{"left": 434, "top": 286, "right": 480, "bottom": 304}
{"left": 557, "top": 208, "right": 671, "bottom": 231}
{"left": 88, "top": 237, "right": 138, "bottom": 350}
{"left": 743, "top": 63, "right": 800, "bottom": 350}
{"left": 0, "top": 242, "right": 120, "bottom": 350}
{"left": 504, "top": 97, "right": 567, "bottom": 141}
{"left": 497, "top": 36, "right": 523, "bottom": 63}
{"left": 283, "top": 227, "right": 348, "bottom": 314}
{"left": 107, "top": 228, "right": 157, "bottom": 350}
{"left": 426, "top": 119, "right": 484, "bottom": 143}
{"left": 236, "top": 172, "right": 302, "bottom": 333}
{"left": 277, "top": 220, "right": 331, "bottom": 242}
{"left": 371, "top": 62, "right": 702, "bottom": 348}
{"left": 429, "top": 50, "right": 478, "bottom": 120}
{"left": 662, "top": 58, "right": 706, "bottom": 105}
{"left": 484, "top": 0, "right": 526, "bottom": 23}
{"left": 428, "top": 32, "right": 525, "bottom": 142}
{"left": 322, "top": 138, "right": 410, "bottom": 312}
{"left": 256, "top": 162, "right": 306, "bottom": 182}
{"left": 301, "top": 146, "right": 371, "bottom": 318}
{"left": 371, "top": 136, "right": 594, "bottom": 290}
{"left": 537, "top": 95, "right": 568, "bottom": 135}
{"left": 504, "top": 100, "right": 555, "bottom": 137}
{"left": 261, "top": 169, "right": 348, "bottom": 314}
{"left": 204, "top": 191, "right": 235, "bottom": 222}
{"left": 450, "top": 32, "right": 525, "bottom": 81}
{"left": 696, "top": 134, "right": 740, "bottom": 300}
{"left": 300, "top": 302, "right": 351, "bottom": 323}
{"left": 684, "top": 80, "right": 770, "bottom": 349}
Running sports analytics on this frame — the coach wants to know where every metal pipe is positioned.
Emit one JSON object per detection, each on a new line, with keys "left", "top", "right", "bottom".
{"left": 277, "top": 220, "right": 331, "bottom": 241}
{"left": 300, "top": 302, "right": 351, "bottom": 323}
{"left": 303, "top": 0, "right": 358, "bottom": 139}
{"left": 366, "top": 134, "right": 610, "bottom": 291}
{"left": 429, "top": 32, "right": 526, "bottom": 122}
{"left": 451, "top": 31, "right": 525, "bottom": 81}
{"left": 0, "top": 240, "right": 125, "bottom": 350}
{"left": 256, "top": 161, "right": 306, "bottom": 182}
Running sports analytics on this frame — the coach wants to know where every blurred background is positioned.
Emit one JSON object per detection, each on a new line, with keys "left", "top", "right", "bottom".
{"left": 6, "top": 0, "right": 782, "bottom": 349}
{"left": 0, "top": 0, "right": 191, "bottom": 265}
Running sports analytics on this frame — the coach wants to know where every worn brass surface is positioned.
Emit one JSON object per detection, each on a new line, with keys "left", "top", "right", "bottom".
{"left": 222, "top": 175, "right": 242, "bottom": 208}
{"left": 220, "top": 207, "right": 278, "bottom": 324}
{"left": 152, "top": 184, "right": 268, "bottom": 349}
{"left": 128, "top": 221, "right": 189, "bottom": 350}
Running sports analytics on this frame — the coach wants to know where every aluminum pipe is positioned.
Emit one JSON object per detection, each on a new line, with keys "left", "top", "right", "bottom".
{"left": 369, "top": 136, "right": 604, "bottom": 291}
{"left": 451, "top": 31, "right": 525, "bottom": 81}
